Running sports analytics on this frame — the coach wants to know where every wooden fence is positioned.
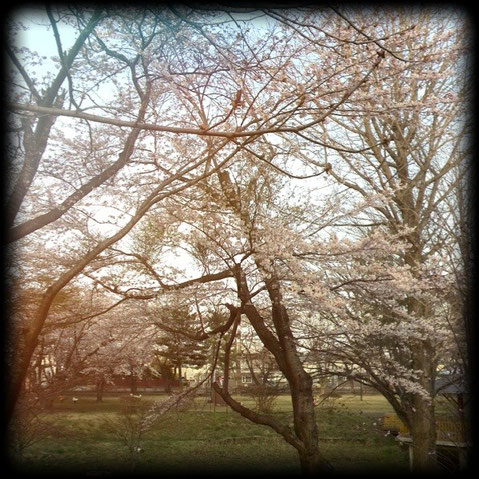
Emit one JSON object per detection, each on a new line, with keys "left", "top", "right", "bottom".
{"left": 383, "top": 414, "right": 466, "bottom": 443}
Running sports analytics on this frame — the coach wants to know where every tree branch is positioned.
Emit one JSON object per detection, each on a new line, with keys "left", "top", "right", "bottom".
{"left": 212, "top": 382, "right": 304, "bottom": 453}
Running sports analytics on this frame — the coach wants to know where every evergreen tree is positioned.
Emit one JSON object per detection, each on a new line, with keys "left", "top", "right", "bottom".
{"left": 154, "top": 305, "right": 209, "bottom": 381}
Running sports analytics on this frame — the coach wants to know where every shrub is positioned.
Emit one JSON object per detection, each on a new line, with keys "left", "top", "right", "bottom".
{"left": 245, "top": 383, "right": 280, "bottom": 414}
{"left": 8, "top": 395, "right": 53, "bottom": 459}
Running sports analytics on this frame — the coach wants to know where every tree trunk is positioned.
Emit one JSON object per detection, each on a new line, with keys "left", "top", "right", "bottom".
{"left": 406, "top": 336, "right": 438, "bottom": 471}
{"left": 130, "top": 374, "right": 138, "bottom": 395}
{"left": 291, "top": 370, "right": 333, "bottom": 474}
{"left": 236, "top": 268, "right": 334, "bottom": 474}
{"left": 96, "top": 377, "right": 105, "bottom": 402}
{"left": 245, "top": 303, "right": 331, "bottom": 473}
{"left": 409, "top": 401, "right": 437, "bottom": 470}
{"left": 298, "top": 449, "right": 324, "bottom": 474}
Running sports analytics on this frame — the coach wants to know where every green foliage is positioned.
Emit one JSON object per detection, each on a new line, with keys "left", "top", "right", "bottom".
{"left": 153, "top": 303, "right": 209, "bottom": 377}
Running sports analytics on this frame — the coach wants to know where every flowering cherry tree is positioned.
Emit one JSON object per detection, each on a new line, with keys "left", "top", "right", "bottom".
{"left": 306, "top": 8, "right": 470, "bottom": 470}
{"left": 93, "top": 150, "right": 431, "bottom": 472}
{"left": 6, "top": 6, "right": 387, "bottom": 424}
{"left": 6, "top": 5, "right": 470, "bottom": 474}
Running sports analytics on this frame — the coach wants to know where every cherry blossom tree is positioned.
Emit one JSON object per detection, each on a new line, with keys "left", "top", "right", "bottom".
{"left": 6, "top": 5, "right": 470, "bottom": 474}
{"left": 20, "top": 284, "right": 157, "bottom": 404}
{"left": 293, "top": 7, "right": 470, "bottom": 470}
{"left": 97, "top": 9, "right": 470, "bottom": 467}
{"left": 91, "top": 148, "right": 416, "bottom": 472}
{"left": 6, "top": 5, "right": 390, "bottom": 426}
{"left": 86, "top": 303, "right": 158, "bottom": 397}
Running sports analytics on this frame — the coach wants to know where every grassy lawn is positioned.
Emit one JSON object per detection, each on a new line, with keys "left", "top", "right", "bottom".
{"left": 9, "top": 393, "right": 409, "bottom": 475}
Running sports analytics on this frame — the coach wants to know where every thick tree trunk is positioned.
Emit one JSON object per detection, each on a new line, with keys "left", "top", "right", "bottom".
{"left": 240, "top": 285, "right": 332, "bottom": 473}
{"left": 408, "top": 369, "right": 438, "bottom": 471}
{"left": 381, "top": 383, "right": 438, "bottom": 472}
{"left": 290, "top": 369, "right": 333, "bottom": 474}
{"left": 298, "top": 449, "right": 324, "bottom": 474}
{"left": 398, "top": 335, "right": 438, "bottom": 471}
{"left": 96, "top": 377, "right": 105, "bottom": 402}
{"left": 409, "top": 403, "right": 437, "bottom": 471}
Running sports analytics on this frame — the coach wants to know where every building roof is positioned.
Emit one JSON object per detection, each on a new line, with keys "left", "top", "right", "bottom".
{"left": 435, "top": 374, "right": 467, "bottom": 395}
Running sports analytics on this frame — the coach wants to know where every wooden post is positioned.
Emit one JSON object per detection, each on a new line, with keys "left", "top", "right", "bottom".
{"left": 408, "top": 444, "right": 414, "bottom": 471}
{"left": 458, "top": 447, "right": 467, "bottom": 470}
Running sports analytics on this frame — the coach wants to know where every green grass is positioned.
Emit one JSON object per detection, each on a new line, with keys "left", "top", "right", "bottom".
{"left": 333, "top": 394, "right": 396, "bottom": 414}
{"left": 9, "top": 393, "right": 409, "bottom": 475}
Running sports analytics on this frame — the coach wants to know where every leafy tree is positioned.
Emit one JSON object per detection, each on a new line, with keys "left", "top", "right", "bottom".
{"left": 148, "top": 355, "right": 175, "bottom": 394}
{"left": 153, "top": 303, "right": 209, "bottom": 381}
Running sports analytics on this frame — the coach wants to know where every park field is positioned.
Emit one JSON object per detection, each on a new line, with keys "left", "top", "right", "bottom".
{"left": 9, "top": 393, "right": 409, "bottom": 475}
